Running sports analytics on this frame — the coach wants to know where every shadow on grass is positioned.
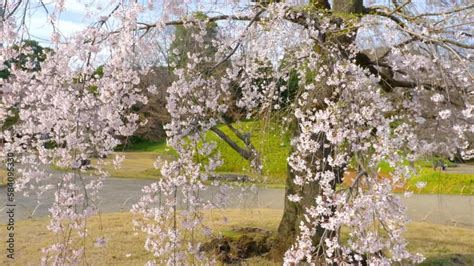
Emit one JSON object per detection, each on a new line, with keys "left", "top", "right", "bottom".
{"left": 421, "top": 254, "right": 474, "bottom": 265}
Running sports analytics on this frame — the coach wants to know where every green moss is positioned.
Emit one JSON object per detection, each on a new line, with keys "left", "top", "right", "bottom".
{"left": 221, "top": 230, "right": 244, "bottom": 240}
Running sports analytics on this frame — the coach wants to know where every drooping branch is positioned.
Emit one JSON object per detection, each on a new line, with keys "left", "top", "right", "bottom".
{"left": 410, "top": 3, "right": 474, "bottom": 18}
{"left": 369, "top": 5, "right": 474, "bottom": 50}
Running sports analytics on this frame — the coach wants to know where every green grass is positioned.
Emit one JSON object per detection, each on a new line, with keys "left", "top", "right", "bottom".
{"left": 205, "top": 120, "right": 290, "bottom": 185}
{"left": 51, "top": 152, "right": 171, "bottom": 180}
{"left": 407, "top": 168, "right": 474, "bottom": 195}
{"left": 117, "top": 137, "right": 175, "bottom": 155}
{"left": 1, "top": 209, "right": 473, "bottom": 265}
{"left": 103, "top": 152, "right": 169, "bottom": 180}
{"left": 55, "top": 120, "right": 474, "bottom": 194}
{"left": 115, "top": 120, "right": 291, "bottom": 185}
{"left": 375, "top": 158, "right": 473, "bottom": 195}
{"left": 416, "top": 157, "right": 458, "bottom": 168}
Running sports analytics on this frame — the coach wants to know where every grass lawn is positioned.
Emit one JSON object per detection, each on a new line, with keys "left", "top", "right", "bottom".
{"left": 52, "top": 120, "right": 474, "bottom": 194}
{"left": 342, "top": 167, "right": 474, "bottom": 195}
{"left": 51, "top": 152, "right": 174, "bottom": 180}
{"left": 1, "top": 209, "right": 473, "bottom": 265}
{"left": 115, "top": 120, "right": 291, "bottom": 185}
{"left": 0, "top": 168, "right": 7, "bottom": 186}
{"left": 407, "top": 168, "right": 474, "bottom": 195}
{"left": 98, "top": 152, "right": 171, "bottom": 180}
{"left": 205, "top": 120, "right": 291, "bottom": 185}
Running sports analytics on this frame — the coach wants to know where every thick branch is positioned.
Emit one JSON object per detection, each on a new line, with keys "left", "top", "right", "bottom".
{"left": 355, "top": 52, "right": 444, "bottom": 92}
{"left": 218, "top": 116, "right": 252, "bottom": 145}
{"left": 210, "top": 127, "right": 253, "bottom": 160}
{"left": 137, "top": 15, "right": 258, "bottom": 30}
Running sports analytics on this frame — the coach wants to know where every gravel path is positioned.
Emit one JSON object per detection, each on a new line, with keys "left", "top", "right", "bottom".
{"left": 445, "top": 164, "right": 474, "bottom": 175}
{"left": 1, "top": 169, "right": 473, "bottom": 227}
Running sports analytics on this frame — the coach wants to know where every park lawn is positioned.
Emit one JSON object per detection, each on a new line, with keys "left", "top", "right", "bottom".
{"left": 407, "top": 168, "right": 474, "bottom": 195}
{"left": 112, "top": 120, "right": 291, "bottom": 185}
{"left": 0, "top": 168, "right": 7, "bottom": 186}
{"left": 1, "top": 209, "right": 473, "bottom": 265}
{"left": 53, "top": 120, "right": 474, "bottom": 194}
{"left": 117, "top": 138, "right": 175, "bottom": 154}
{"left": 342, "top": 168, "right": 474, "bottom": 195}
{"left": 96, "top": 152, "right": 169, "bottom": 180}
{"left": 205, "top": 120, "right": 291, "bottom": 185}
{"left": 51, "top": 152, "right": 174, "bottom": 181}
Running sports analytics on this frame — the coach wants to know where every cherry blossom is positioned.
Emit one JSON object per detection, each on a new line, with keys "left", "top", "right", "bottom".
{"left": 1, "top": 0, "right": 472, "bottom": 265}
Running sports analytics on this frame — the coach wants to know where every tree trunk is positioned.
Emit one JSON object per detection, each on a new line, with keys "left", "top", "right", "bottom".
{"left": 268, "top": 160, "right": 325, "bottom": 260}
{"left": 268, "top": 131, "right": 342, "bottom": 261}
{"left": 332, "top": 0, "right": 365, "bottom": 13}
{"left": 268, "top": 1, "right": 363, "bottom": 261}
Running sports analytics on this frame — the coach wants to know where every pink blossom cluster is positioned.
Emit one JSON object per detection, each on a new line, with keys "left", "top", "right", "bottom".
{"left": 1, "top": 1, "right": 472, "bottom": 265}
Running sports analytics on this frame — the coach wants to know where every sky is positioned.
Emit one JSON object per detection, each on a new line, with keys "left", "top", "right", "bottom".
{"left": 24, "top": 0, "right": 390, "bottom": 45}
{"left": 24, "top": 0, "right": 245, "bottom": 46}
{"left": 25, "top": 1, "right": 103, "bottom": 46}
{"left": 22, "top": 0, "right": 470, "bottom": 49}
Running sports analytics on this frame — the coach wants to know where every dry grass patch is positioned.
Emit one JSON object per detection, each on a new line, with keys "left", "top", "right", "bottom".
{"left": 98, "top": 152, "right": 169, "bottom": 180}
{"left": 1, "top": 209, "right": 473, "bottom": 265}
{"left": 0, "top": 168, "right": 8, "bottom": 186}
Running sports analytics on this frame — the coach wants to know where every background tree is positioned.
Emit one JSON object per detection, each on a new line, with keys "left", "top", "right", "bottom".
{"left": 168, "top": 12, "right": 219, "bottom": 70}
{"left": 0, "top": 40, "right": 51, "bottom": 79}
{"left": 1, "top": 40, "right": 51, "bottom": 131}
{"left": 131, "top": 12, "right": 221, "bottom": 142}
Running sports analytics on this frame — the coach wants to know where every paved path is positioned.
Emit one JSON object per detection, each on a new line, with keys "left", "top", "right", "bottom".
{"left": 445, "top": 164, "right": 474, "bottom": 175}
{"left": 1, "top": 173, "right": 473, "bottom": 227}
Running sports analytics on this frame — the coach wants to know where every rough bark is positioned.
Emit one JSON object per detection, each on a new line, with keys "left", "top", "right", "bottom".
{"left": 268, "top": 0, "right": 363, "bottom": 261}
{"left": 332, "top": 0, "right": 365, "bottom": 13}
{"left": 268, "top": 131, "right": 343, "bottom": 261}
{"left": 268, "top": 158, "right": 325, "bottom": 260}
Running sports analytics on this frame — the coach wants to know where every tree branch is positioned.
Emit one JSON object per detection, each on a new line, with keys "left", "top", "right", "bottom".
{"left": 411, "top": 4, "right": 474, "bottom": 18}
{"left": 210, "top": 126, "right": 253, "bottom": 160}
{"left": 206, "top": 9, "right": 265, "bottom": 74}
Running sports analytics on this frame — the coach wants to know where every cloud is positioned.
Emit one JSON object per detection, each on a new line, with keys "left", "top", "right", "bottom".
{"left": 63, "top": 0, "right": 88, "bottom": 14}
{"left": 39, "top": 0, "right": 88, "bottom": 15}
{"left": 24, "top": 1, "right": 89, "bottom": 45}
{"left": 27, "top": 13, "right": 87, "bottom": 44}
{"left": 55, "top": 19, "right": 88, "bottom": 35}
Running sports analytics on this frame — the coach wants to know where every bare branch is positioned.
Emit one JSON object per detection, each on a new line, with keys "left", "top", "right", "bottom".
{"left": 411, "top": 4, "right": 474, "bottom": 18}
{"left": 210, "top": 126, "right": 253, "bottom": 160}
{"left": 206, "top": 9, "right": 265, "bottom": 74}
